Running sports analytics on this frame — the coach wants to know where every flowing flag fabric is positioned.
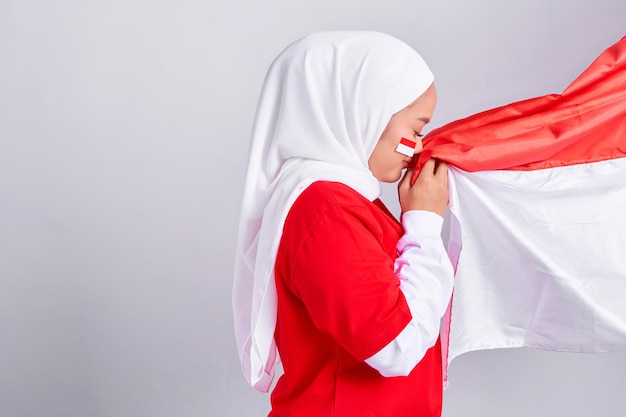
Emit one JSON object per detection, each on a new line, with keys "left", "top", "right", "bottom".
{"left": 412, "top": 35, "right": 626, "bottom": 386}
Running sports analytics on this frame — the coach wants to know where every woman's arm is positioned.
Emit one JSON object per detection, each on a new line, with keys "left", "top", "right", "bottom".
{"left": 365, "top": 159, "right": 453, "bottom": 376}
{"left": 365, "top": 210, "right": 453, "bottom": 377}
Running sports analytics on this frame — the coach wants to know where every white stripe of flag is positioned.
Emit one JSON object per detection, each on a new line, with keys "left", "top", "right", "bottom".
{"left": 395, "top": 137, "right": 417, "bottom": 157}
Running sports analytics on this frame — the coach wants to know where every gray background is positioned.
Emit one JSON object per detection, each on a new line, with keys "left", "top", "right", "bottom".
{"left": 1, "top": 1, "right": 625, "bottom": 416}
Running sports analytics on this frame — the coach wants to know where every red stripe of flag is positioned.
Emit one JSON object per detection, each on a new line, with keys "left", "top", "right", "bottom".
{"left": 417, "top": 35, "right": 626, "bottom": 173}
{"left": 399, "top": 137, "right": 417, "bottom": 148}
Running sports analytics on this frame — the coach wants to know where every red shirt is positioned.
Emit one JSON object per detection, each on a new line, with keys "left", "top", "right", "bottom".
{"left": 270, "top": 181, "right": 442, "bottom": 417}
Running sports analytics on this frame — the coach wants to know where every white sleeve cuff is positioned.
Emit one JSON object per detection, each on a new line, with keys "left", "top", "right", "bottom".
{"left": 401, "top": 210, "right": 444, "bottom": 238}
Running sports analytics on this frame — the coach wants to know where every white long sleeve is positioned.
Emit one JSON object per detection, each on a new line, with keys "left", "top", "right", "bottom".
{"left": 365, "top": 210, "right": 454, "bottom": 377}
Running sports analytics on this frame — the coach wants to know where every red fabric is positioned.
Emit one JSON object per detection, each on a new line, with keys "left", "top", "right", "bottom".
{"left": 270, "top": 181, "right": 442, "bottom": 417}
{"left": 412, "top": 35, "right": 626, "bottom": 180}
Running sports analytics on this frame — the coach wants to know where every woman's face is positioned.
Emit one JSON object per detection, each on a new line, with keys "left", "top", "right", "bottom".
{"left": 368, "top": 83, "right": 437, "bottom": 182}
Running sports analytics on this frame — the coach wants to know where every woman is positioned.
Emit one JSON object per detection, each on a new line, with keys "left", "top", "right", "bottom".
{"left": 233, "top": 31, "right": 454, "bottom": 416}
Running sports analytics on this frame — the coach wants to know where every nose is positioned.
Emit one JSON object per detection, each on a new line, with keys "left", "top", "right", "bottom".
{"left": 413, "top": 139, "right": 423, "bottom": 155}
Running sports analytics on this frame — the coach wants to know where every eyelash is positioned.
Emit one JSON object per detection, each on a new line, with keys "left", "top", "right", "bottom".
{"left": 414, "top": 131, "right": 424, "bottom": 138}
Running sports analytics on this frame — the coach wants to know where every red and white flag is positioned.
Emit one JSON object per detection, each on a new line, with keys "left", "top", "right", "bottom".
{"left": 396, "top": 137, "right": 418, "bottom": 157}
{"left": 413, "top": 35, "right": 626, "bottom": 385}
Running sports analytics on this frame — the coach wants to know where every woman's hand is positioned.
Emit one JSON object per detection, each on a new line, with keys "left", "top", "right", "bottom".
{"left": 398, "top": 159, "right": 449, "bottom": 216}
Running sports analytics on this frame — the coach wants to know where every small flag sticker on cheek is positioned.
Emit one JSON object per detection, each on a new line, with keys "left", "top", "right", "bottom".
{"left": 395, "top": 137, "right": 417, "bottom": 157}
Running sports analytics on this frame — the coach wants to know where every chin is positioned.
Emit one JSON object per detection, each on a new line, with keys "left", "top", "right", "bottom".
{"left": 382, "top": 171, "right": 403, "bottom": 183}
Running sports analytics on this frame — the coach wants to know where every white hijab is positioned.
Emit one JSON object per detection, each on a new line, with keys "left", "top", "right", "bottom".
{"left": 233, "top": 31, "right": 434, "bottom": 392}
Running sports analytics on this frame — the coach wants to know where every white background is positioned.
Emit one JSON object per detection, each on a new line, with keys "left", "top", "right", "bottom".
{"left": 1, "top": 1, "right": 625, "bottom": 416}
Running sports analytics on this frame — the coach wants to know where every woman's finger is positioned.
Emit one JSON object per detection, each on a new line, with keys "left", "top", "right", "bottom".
{"left": 435, "top": 161, "right": 448, "bottom": 177}
{"left": 421, "top": 158, "right": 436, "bottom": 175}
{"left": 399, "top": 168, "right": 413, "bottom": 190}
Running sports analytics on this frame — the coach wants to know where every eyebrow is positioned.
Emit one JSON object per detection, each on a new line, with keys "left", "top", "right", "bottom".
{"left": 417, "top": 117, "right": 431, "bottom": 123}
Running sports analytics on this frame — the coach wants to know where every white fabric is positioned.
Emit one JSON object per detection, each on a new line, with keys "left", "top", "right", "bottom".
{"left": 232, "top": 31, "right": 434, "bottom": 391}
{"left": 365, "top": 210, "right": 454, "bottom": 377}
{"left": 444, "top": 158, "right": 626, "bottom": 373}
